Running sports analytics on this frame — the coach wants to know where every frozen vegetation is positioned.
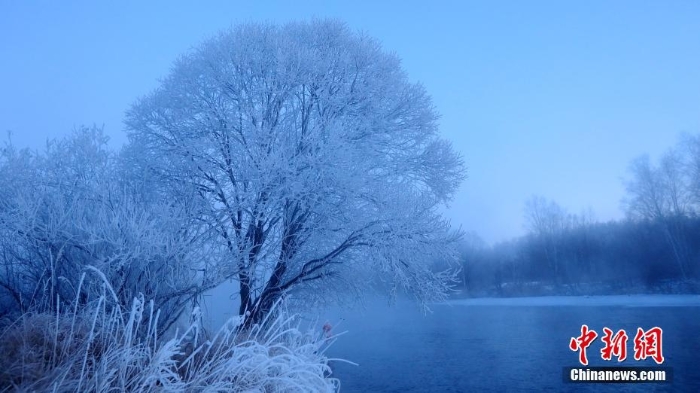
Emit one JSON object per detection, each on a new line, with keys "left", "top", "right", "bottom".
{"left": 0, "top": 271, "right": 340, "bottom": 392}
{"left": 0, "top": 19, "right": 463, "bottom": 392}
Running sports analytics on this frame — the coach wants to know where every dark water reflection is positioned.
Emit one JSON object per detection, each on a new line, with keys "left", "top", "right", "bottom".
{"left": 320, "top": 298, "right": 700, "bottom": 392}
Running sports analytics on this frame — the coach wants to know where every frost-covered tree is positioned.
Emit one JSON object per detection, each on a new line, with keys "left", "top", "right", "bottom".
{"left": 679, "top": 133, "right": 700, "bottom": 206}
{"left": 125, "top": 20, "right": 464, "bottom": 326}
{"left": 623, "top": 154, "right": 692, "bottom": 220}
{"left": 0, "top": 127, "right": 206, "bottom": 330}
{"left": 523, "top": 195, "right": 576, "bottom": 283}
{"left": 623, "top": 148, "right": 695, "bottom": 280}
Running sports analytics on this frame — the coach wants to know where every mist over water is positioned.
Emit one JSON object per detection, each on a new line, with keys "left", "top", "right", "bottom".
{"left": 315, "top": 296, "right": 700, "bottom": 392}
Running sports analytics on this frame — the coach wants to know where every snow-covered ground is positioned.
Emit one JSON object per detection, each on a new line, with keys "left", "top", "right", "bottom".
{"left": 444, "top": 294, "right": 700, "bottom": 307}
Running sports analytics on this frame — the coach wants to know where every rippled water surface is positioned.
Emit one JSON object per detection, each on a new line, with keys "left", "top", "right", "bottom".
{"left": 319, "top": 296, "right": 700, "bottom": 392}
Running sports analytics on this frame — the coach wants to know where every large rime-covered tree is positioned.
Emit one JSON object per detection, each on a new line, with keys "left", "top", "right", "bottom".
{"left": 125, "top": 20, "right": 464, "bottom": 326}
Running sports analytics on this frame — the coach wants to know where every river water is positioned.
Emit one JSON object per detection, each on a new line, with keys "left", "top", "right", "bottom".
{"left": 318, "top": 296, "right": 700, "bottom": 392}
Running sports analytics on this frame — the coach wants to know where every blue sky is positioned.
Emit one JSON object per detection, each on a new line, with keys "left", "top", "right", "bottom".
{"left": 2, "top": 1, "right": 699, "bottom": 244}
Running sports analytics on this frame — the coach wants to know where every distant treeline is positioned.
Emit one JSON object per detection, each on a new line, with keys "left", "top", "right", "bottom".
{"left": 450, "top": 133, "right": 700, "bottom": 297}
{"left": 455, "top": 216, "right": 700, "bottom": 296}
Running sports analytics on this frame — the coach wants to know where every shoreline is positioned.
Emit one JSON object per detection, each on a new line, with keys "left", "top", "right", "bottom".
{"left": 442, "top": 294, "right": 700, "bottom": 307}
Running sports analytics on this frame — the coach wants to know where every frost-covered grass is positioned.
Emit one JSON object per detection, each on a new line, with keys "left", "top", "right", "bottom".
{"left": 0, "top": 272, "right": 340, "bottom": 392}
